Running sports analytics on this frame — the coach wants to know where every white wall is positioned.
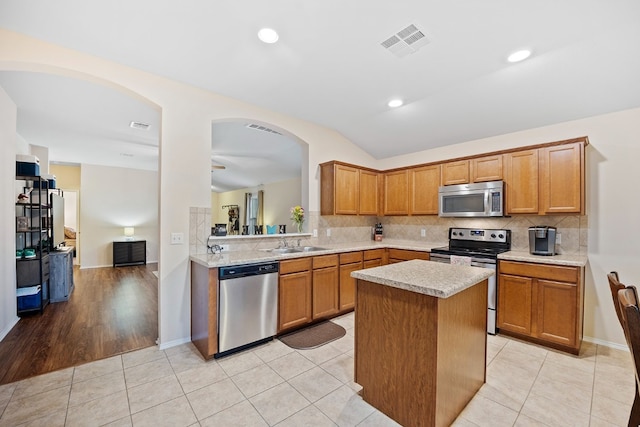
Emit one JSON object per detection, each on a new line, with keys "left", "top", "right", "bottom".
{"left": 378, "top": 107, "right": 640, "bottom": 348}
{"left": 80, "top": 164, "right": 158, "bottom": 267}
{"left": 0, "top": 86, "right": 18, "bottom": 340}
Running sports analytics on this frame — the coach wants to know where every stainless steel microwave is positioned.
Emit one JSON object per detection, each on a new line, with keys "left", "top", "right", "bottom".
{"left": 438, "top": 181, "right": 504, "bottom": 217}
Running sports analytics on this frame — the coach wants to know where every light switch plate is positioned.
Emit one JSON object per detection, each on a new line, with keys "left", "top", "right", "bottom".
{"left": 421, "top": 229, "right": 426, "bottom": 237}
{"left": 326, "top": 229, "right": 331, "bottom": 237}
{"left": 313, "top": 229, "right": 318, "bottom": 237}
{"left": 555, "top": 233, "right": 562, "bottom": 244}
{"left": 170, "top": 232, "right": 184, "bottom": 245}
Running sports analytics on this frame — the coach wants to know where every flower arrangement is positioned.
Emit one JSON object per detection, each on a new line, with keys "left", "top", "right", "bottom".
{"left": 290, "top": 205, "right": 305, "bottom": 233}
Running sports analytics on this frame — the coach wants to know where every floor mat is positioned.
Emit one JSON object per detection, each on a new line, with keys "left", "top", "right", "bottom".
{"left": 279, "top": 320, "right": 346, "bottom": 350}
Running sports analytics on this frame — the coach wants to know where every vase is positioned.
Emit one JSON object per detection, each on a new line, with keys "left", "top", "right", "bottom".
{"left": 296, "top": 222, "right": 303, "bottom": 233}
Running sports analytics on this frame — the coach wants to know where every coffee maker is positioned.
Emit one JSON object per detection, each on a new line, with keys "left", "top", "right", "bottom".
{"left": 528, "top": 226, "right": 557, "bottom": 256}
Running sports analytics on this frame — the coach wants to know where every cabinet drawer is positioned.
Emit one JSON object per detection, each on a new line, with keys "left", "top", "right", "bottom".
{"left": 340, "top": 251, "right": 363, "bottom": 264}
{"left": 363, "top": 249, "right": 384, "bottom": 261}
{"left": 313, "top": 254, "right": 339, "bottom": 269}
{"left": 280, "top": 258, "right": 312, "bottom": 275}
{"left": 387, "top": 249, "right": 430, "bottom": 261}
{"left": 499, "top": 261, "right": 578, "bottom": 283}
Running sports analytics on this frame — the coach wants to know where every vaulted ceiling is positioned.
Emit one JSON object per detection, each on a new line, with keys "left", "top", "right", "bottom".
{"left": 1, "top": 1, "right": 639, "bottom": 190}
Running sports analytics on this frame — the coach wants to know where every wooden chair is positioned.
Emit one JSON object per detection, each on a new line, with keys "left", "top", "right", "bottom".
{"left": 609, "top": 272, "right": 626, "bottom": 327}
{"left": 615, "top": 283, "right": 640, "bottom": 427}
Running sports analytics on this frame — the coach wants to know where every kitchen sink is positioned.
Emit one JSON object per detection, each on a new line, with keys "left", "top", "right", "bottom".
{"left": 296, "top": 246, "right": 327, "bottom": 252}
{"left": 263, "top": 246, "right": 327, "bottom": 254}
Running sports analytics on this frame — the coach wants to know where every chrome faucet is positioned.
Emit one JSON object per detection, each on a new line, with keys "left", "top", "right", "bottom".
{"left": 278, "top": 237, "right": 288, "bottom": 248}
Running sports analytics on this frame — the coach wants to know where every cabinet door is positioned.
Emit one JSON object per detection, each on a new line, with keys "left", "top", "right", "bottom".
{"left": 504, "top": 149, "right": 539, "bottom": 214}
{"left": 497, "top": 274, "right": 533, "bottom": 335}
{"left": 339, "top": 261, "right": 362, "bottom": 311}
{"left": 359, "top": 169, "right": 380, "bottom": 215}
{"left": 383, "top": 170, "right": 409, "bottom": 215}
{"left": 539, "top": 142, "right": 584, "bottom": 214}
{"left": 312, "top": 267, "right": 339, "bottom": 319}
{"left": 278, "top": 270, "right": 312, "bottom": 331}
{"left": 409, "top": 165, "right": 440, "bottom": 215}
{"left": 471, "top": 155, "right": 503, "bottom": 182}
{"left": 441, "top": 160, "right": 469, "bottom": 185}
{"left": 535, "top": 279, "right": 578, "bottom": 347}
{"left": 335, "top": 164, "right": 359, "bottom": 215}
{"left": 363, "top": 259, "right": 382, "bottom": 269}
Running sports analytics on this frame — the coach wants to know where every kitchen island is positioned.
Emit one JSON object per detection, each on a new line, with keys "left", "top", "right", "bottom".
{"left": 351, "top": 260, "right": 494, "bottom": 427}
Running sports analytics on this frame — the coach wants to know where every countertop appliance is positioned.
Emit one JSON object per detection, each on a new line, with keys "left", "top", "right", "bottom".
{"left": 528, "top": 226, "right": 557, "bottom": 256}
{"left": 438, "top": 180, "right": 504, "bottom": 217}
{"left": 217, "top": 261, "right": 278, "bottom": 357}
{"left": 430, "top": 227, "right": 511, "bottom": 335}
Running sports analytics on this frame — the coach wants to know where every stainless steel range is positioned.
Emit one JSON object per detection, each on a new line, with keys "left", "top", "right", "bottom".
{"left": 430, "top": 227, "right": 511, "bottom": 335}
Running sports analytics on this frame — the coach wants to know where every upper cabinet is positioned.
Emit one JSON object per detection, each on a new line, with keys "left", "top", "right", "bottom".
{"left": 409, "top": 164, "right": 440, "bottom": 215}
{"left": 320, "top": 161, "right": 380, "bottom": 215}
{"left": 441, "top": 160, "right": 469, "bottom": 186}
{"left": 383, "top": 170, "right": 409, "bottom": 215}
{"left": 539, "top": 142, "right": 584, "bottom": 214}
{"left": 504, "top": 149, "right": 539, "bottom": 214}
{"left": 505, "top": 139, "right": 586, "bottom": 215}
{"left": 471, "top": 154, "right": 503, "bottom": 183}
{"left": 321, "top": 137, "right": 587, "bottom": 217}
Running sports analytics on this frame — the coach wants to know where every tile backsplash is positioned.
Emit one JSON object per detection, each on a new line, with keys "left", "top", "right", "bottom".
{"left": 190, "top": 207, "right": 587, "bottom": 255}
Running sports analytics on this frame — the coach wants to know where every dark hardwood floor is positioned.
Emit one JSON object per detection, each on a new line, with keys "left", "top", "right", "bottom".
{"left": 0, "top": 263, "right": 158, "bottom": 385}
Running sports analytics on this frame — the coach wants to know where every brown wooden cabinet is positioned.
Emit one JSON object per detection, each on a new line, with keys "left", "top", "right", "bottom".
{"left": 278, "top": 258, "right": 312, "bottom": 332}
{"left": 320, "top": 161, "right": 379, "bottom": 215}
{"left": 312, "top": 255, "right": 339, "bottom": 319}
{"left": 386, "top": 248, "right": 430, "bottom": 264}
{"left": 471, "top": 154, "right": 503, "bottom": 182}
{"left": 359, "top": 169, "right": 381, "bottom": 216}
{"left": 383, "top": 170, "right": 409, "bottom": 215}
{"left": 190, "top": 262, "right": 218, "bottom": 359}
{"left": 441, "top": 160, "right": 469, "bottom": 185}
{"left": 409, "top": 164, "right": 440, "bottom": 215}
{"left": 338, "top": 251, "right": 363, "bottom": 312}
{"left": 504, "top": 149, "right": 539, "bottom": 214}
{"left": 498, "top": 260, "right": 583, "bottom": 354}
{"left": 363, "top": 249, "right": 384, "bottom": 269}
{"left": 539, "top": 142, "right": 584, "bottom": 214}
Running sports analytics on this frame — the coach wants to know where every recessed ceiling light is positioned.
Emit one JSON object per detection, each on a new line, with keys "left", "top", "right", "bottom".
{"left": 507, "top": 49, "right": 532, "bottom": 63}
{"left": 258, "top": 28, "right": 279, "bottom": 44}
{"left": 388, "top": 99, "right": 404, "bottom": 108}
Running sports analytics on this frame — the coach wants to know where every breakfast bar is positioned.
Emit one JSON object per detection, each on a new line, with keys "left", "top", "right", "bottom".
{"left": 351, "top": 260, "right": 495, "bottom": 427}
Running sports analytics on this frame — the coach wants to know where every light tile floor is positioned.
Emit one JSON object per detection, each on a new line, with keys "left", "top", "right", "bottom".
{"left": 0, "top": 312, "right": 635, "bottom": 426}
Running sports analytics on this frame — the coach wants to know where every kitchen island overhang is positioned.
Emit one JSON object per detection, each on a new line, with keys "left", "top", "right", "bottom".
{"left": 351, "top": 259, "right": 495, "bottom": 427}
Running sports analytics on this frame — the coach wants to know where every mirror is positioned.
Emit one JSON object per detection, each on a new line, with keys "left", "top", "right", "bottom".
{"left": 211, "top": 121, "right": 302, "bottom": 234}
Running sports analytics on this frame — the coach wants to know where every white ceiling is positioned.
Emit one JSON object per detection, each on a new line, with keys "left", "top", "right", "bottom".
{"left": 1, "top": 1, "right": 640, "bottom": 187}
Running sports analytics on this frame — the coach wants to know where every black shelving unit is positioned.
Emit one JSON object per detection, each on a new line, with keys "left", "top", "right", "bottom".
{"left": 15, "top": 175, "right": 59, "bottom": 316}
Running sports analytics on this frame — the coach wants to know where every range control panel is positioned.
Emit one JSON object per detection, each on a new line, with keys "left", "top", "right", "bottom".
{"left": 449, "top": 228, "right": 510, "bottom": 243}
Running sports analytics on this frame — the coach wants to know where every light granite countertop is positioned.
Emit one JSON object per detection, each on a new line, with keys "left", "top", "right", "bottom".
{"left": 351, "top": 259, "right": 495, "bottom": 298}
{"left": 190, "top": 239, "right": 588, "bottom": 269}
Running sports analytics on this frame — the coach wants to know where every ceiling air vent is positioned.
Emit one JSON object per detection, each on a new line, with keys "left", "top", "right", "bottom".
{"left": 130, "top": 121, "right": 151, "bottom": 130}
{"left": 381, "top": 24, "right": 430, "bottom": 58}
{"left": 245, "top": 123, "right": 282, "bottom": 135}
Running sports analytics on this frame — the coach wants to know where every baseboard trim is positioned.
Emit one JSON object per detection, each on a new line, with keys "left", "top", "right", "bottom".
{"left": 0, "top": 317, "right": 19, "bottom": 342}
{"left": 158, "top": 336, "right": 191, "bottom": 351}
{"left": 583, "top": 335, "right": 629, "bottom": 352}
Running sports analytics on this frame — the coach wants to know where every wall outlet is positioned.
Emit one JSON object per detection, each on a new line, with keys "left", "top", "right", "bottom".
{"left": 326, "top": 228, "right": 331, "bottom": 237}
{"left": 555, "top": 233, "right": 562, "bottom": 244}
{"left": 219, "top": 244, "right": 230, "bottom": 252}
{"left": 421, "top": 229, "right": 426, "bottom": 237}
{"left": 170, "top": 232, "right": 184, "bottom": 245}
{"left": 313, "top": 229, "right": 318, "bottom": 237}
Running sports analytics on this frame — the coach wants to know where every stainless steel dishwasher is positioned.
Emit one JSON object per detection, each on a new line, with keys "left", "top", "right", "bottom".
{"left": 217, "top": 261, "right": 279, "bottom": 357}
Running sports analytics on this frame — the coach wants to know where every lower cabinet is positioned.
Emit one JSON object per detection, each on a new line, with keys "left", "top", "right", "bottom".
{"left": 386, "top": 248, "right": 430, "bottom": 264}
{"left": 498, "top": 260, "right": 583, "bottom": 354}
{"left": 278, "top": 258, "right": 312, "bottom": 332}
{"left": 363, "top": 249, "right": 384, "bottom": 269}
{"left": 312, "top": 255, "right": 339, "bottom": 319}
{"left": 190, "top": 262, "right": 218, "bottom": 359}
{"left": 50, "top": 248, "right": 74, "bottom": 302}
{"left": 339, "top": 251, "right": 364, "bottom": 312}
